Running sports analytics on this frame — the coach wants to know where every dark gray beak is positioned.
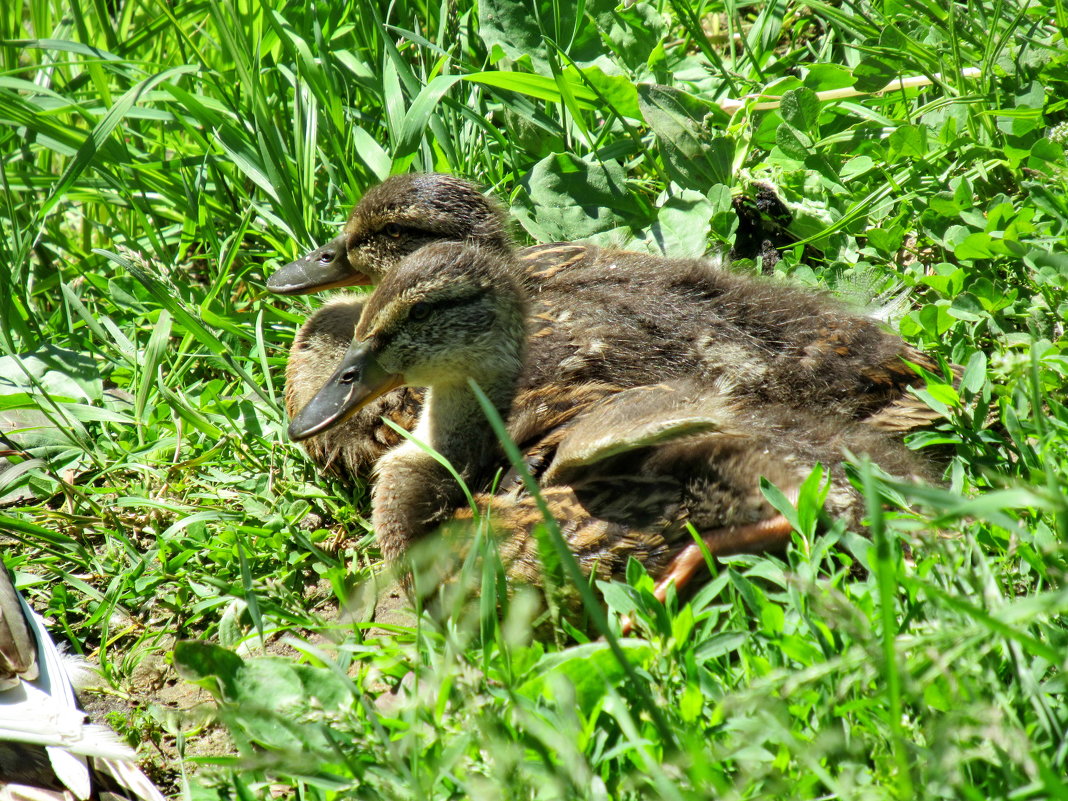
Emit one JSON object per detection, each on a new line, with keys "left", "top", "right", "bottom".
{"left": 288, "top": 339, "right": 404, "bottom": 441}
{"left": 268, "top": 234, "right": 370, "bottom": 294}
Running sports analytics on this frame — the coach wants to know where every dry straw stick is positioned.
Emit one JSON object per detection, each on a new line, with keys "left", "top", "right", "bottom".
{"left": 717, "top": 67, "right": 984, "bottom": 114}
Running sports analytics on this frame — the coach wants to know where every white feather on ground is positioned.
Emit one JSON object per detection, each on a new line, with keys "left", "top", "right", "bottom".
{"left": 0, "top": 568, "right": 166, "bottom": 801}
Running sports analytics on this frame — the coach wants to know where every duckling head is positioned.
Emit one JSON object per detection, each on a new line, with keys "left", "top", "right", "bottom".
{"left": 268, "top": 173, "right": 511, "bottom": 294}
{"left": 288, "top": 242, "right": 527, "bottom": 440}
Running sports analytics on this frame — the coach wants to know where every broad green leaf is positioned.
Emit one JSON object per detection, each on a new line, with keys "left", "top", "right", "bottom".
{"left": 779, "top": 88, "right": 821, "bottom": 134}
{"left": 569, "top": 65, "right": 641, "bottom": 120}
{"left": 776, "top": 124, "right": 812, "bottom": 160}
{"left": 173, "top": 640, "right": 245, "bottom": 700}
{"left": 804, "top": 63, "right": 856, "bottom": 92}
{"left": 478, "top": 0, "right": 617, "bottom": 71}
{"left": 598, "top": 580, "right": 639, "bottom": 616}
{"left": 638, "top": 83, "right": 734, "bottom": 187}
{"left": 918, "top": 303, "right": 954, "bottom": 335}
{"left": 928, "top": 192, "right": 963, "bottom": 217}
{"left": 888, "top": 124, "right": 925, "bottom": 159}
{"left": 599, "top": 1, "right": 666, "bottom": 71}
{"left": 0, "top": 347, "right": 103, "bottom": 403}
{"left": 654, "top": 187, "right": 714, "bottom": 257}
{"left": 515, "top": 153, "right": 651, "bottom": 242}
{"left": 840, "top": 155, "right": 875, "bottom": 180}
{"left": 995, "top": 81, "right": 1045, "bottom": 136}
{"left": 866, "top": 226, "right": 904, "bottom": 255}
{"left": 948, "top": 293, "right": 985, "bottom": 321}
{"left": 960, "top": 351, "right": 988, "bottom": 394}
{"left": 852, "top": 55, "right": 898, "bottom": 93}
{"left": 1028, "top": 138, "right": 1068, "bottom": 175}
{"left": 920, "top": 268, "right": 965, "bottom": 296}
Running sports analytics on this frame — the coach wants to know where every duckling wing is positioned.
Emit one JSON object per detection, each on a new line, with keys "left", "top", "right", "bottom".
{"left": 751, "top": 314, "right": 943, "bottom": 425}
{"left": 517, "top": 243, "right": 591, "bottom": 280}
{"left": 857, "top": 345, "right": 962, "bottom": 431}
{"left": 481, "top": 423, "right": 804, "bottom": 588}
{"left": 542, "top": 382, "right": 745, "bottom": 484}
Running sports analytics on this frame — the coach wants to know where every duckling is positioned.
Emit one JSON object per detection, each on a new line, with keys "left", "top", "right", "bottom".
{"left": 290, "top": 233, "right": 942, "bottom": 447}
{"left": 284, "top": 298, "right": 425, "bottom": 480}
{"left": 288, "top": 244, "right": 929, "bottom": 597}
{"left": 267, "top": 173, "right": 514, "bottom": 294}
{"left": 280, "top": 174, "right": 945, "bottom": 480}
{"left": 1, "top": 567, "right": 165, "bottom": 801}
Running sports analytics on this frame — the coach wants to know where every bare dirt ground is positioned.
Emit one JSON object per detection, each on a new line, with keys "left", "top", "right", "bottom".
{"left": 75, "top": 579, "right": 417, "bottom": 796}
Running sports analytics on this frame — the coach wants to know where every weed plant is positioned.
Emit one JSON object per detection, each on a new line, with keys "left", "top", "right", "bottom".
{"left": 1, "top": 0, "right": 1067, "bottom": 798}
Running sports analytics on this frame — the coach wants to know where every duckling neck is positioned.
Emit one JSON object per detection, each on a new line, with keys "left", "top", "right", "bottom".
{"left": 372, "top": 366, "right": 520, "bottom": 566}
{"left": 422, "top": 374, "right": 515, "bottom": 470}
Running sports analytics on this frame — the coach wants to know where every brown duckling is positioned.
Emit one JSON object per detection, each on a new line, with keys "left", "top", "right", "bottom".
{"left": 290, "top": 230, "right": 942, "bottom": 447}
{"left": 267, "top": 173, "right": 513, "bottom": 294}
{"left": 288, "top": 243, "right": 928, "bottom": 598}
{"left": 281, "top": 173, "right": 945, "bottom": 480}
{"left": 1, "top": 567, "right": 165, "bottom": 801}
{"left": 284, "top": 298, "right": 424, "bottom": 481}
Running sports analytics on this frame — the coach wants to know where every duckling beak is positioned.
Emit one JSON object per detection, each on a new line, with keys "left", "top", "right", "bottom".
{"left": 267, "top": 234, "right": 371, "bottom": 294}
{"left": 288, "top": 339, "right": 403, "bottom": 441}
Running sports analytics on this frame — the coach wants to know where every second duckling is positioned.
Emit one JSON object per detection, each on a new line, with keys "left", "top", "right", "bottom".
{"left": 289, "top": 243, "right": 929, "bottom": 596}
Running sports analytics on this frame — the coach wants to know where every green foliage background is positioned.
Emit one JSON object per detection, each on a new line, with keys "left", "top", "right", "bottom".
{"left": 1, "top": 0, "right": 1067, "bottom": 797}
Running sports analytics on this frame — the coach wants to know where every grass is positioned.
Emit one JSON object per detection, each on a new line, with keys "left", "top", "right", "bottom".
{"left": 1, "top": 0, "right": 1067, "bottom": 797}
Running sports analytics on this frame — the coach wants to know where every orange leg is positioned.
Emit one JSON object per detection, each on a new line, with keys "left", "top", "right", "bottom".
{"left": 619, "top": 514, "right": 794, "bottom": 635}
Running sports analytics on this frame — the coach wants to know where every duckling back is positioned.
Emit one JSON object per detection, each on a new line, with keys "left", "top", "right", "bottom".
{"left": 519, "top": 249, "right": 937, "bottom": 426}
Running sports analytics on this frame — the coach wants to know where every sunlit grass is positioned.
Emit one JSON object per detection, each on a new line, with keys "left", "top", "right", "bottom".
{"left": 1, "top": 0, "right": 1067, "bottom": 797}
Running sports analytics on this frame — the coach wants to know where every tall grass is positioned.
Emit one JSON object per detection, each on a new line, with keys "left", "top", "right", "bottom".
{"left": 1, "top": 0, "right": 1067, "bottom": 797}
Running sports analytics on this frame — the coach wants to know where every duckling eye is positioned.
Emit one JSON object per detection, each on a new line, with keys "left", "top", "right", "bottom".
{"left": 383, "top": 223, "right": 403, "bottom": 238}
{"left": 409, "top": 301, "right": 431, "bottom": 322}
